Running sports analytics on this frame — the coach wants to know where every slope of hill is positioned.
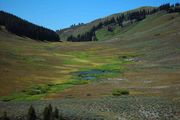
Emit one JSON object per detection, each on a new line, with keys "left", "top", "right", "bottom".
{"left": 0, "top": 11, "right": 60, "bottom": 42}
{"left": 58, "top": 4, "right": 180, "bottom": 42}
{"left": 57, "top": 6, "right": 155, "bottom": 40}
{"left": 0, "top": 5, "right": 180, "bottom": 120}
{"left": 0, "top": 8, "right": 180, "bottom": 99}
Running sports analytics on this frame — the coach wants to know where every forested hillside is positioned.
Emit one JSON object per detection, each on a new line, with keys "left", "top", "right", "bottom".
{"left": 58, "top": 3, "right": 180, "bottom": 42}
{"left": 0, "top": 11, "right": 60, "bottom": 42}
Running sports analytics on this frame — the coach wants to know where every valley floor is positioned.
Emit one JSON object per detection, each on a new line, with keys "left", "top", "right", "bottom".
{"left": 0, "top": 11, "right": 180, "bottom": 119}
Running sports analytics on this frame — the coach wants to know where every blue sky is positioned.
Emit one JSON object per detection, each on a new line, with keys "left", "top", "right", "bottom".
{"left": 0, "top": 0, "right": 179, "bottom": 30}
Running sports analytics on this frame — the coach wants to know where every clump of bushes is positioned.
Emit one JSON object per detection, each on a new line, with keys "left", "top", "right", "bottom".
{"left": 28, "top": 104, "right": 60, "bottom": 120}
{"left": 1, "top": 104, "right": 98, "bottom": 120}
{"left": 112, "top": 89, "right": 129, "bottom": 96}
{"left": 0, "top": 103, "right": 106, "bottom": 120}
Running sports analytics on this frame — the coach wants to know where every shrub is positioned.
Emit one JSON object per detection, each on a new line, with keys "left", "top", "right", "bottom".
{"left": 86, "top": 93, "right": 91, "bottom": 96}
{"left": 112, "top": 89, "right": 129, "bottom": 96}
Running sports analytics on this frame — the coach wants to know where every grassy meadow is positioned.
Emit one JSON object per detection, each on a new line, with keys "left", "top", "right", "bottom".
{"left": 0, "top": 11, "right": 180, "bottom": 119}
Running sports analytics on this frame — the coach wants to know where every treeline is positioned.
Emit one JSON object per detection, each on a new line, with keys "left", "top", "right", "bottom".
{"left": 1, "top": 104, "right": 68, "bottom": 120}
{"left": 0, "top": 11, "right": 60, "bottom": 42}
{"left": 67, "top": 25, "right": 100, "bottom": 42}
{"left": 70, "top": 23, "right": 84, "bottom": 28}
{"left": 66, "top": 9, "right": 150, "bottom": 42}
{"left": 67, "top": 3, "right": 180, "bottom": 42}
{"left": 159, "top": 3, "right": 180, "bottom": 13}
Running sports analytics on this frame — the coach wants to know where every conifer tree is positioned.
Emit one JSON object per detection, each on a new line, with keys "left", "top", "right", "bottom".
{"left": 53, "top": 107, "right": 59, "bottom": 119}
{"left": 27, "top": 105, "right": 36, "bottom": 120}
{"left": 43, "top": 104, "right": 53, "bottom": 120}
{"left": 1, "top": 112, "right": 10, "bottom": 120}
{"left": 0, "top": 11, "right": 60, "bottom": 42}
{"left": 43, "top": 107, "right": 50, "bottom": 120}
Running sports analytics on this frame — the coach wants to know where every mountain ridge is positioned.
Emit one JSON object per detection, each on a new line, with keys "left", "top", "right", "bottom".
{"left": 0, "top": 11, "right": 60, "bottom": 42}
{"left": 57, "top": 6, "right": 156, "bottom": 41}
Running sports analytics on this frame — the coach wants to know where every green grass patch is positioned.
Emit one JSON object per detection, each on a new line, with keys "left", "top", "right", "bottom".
{"left": 71, "top": 54, "right": 133, "bottom": 81}
{"left": 96, "top": 28, "right": 114, "bottom": 41}
{"left": 0, "top": 93, "right": 44, "bottom": 102}
{"left": 0, "top": 80, "right": 89, "bottom": 102}
{"left": 62, "top": 51, "right": 91, "bottom": 65}
{"left": 72, "top": 52, "right": 90, "bottom": 59}
{"left": 96, "top": 25, "right": 127, "bottom": 41}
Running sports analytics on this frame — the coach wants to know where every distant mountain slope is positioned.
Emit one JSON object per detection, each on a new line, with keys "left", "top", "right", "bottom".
{"left": 58, "top": 3, "right": 180, "bottom": 41}
{"left": 0, "top": 11, "right": 60, "bottom": 42}
{"left": 57, "top": 6, "right": 155, "bottom": 41}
